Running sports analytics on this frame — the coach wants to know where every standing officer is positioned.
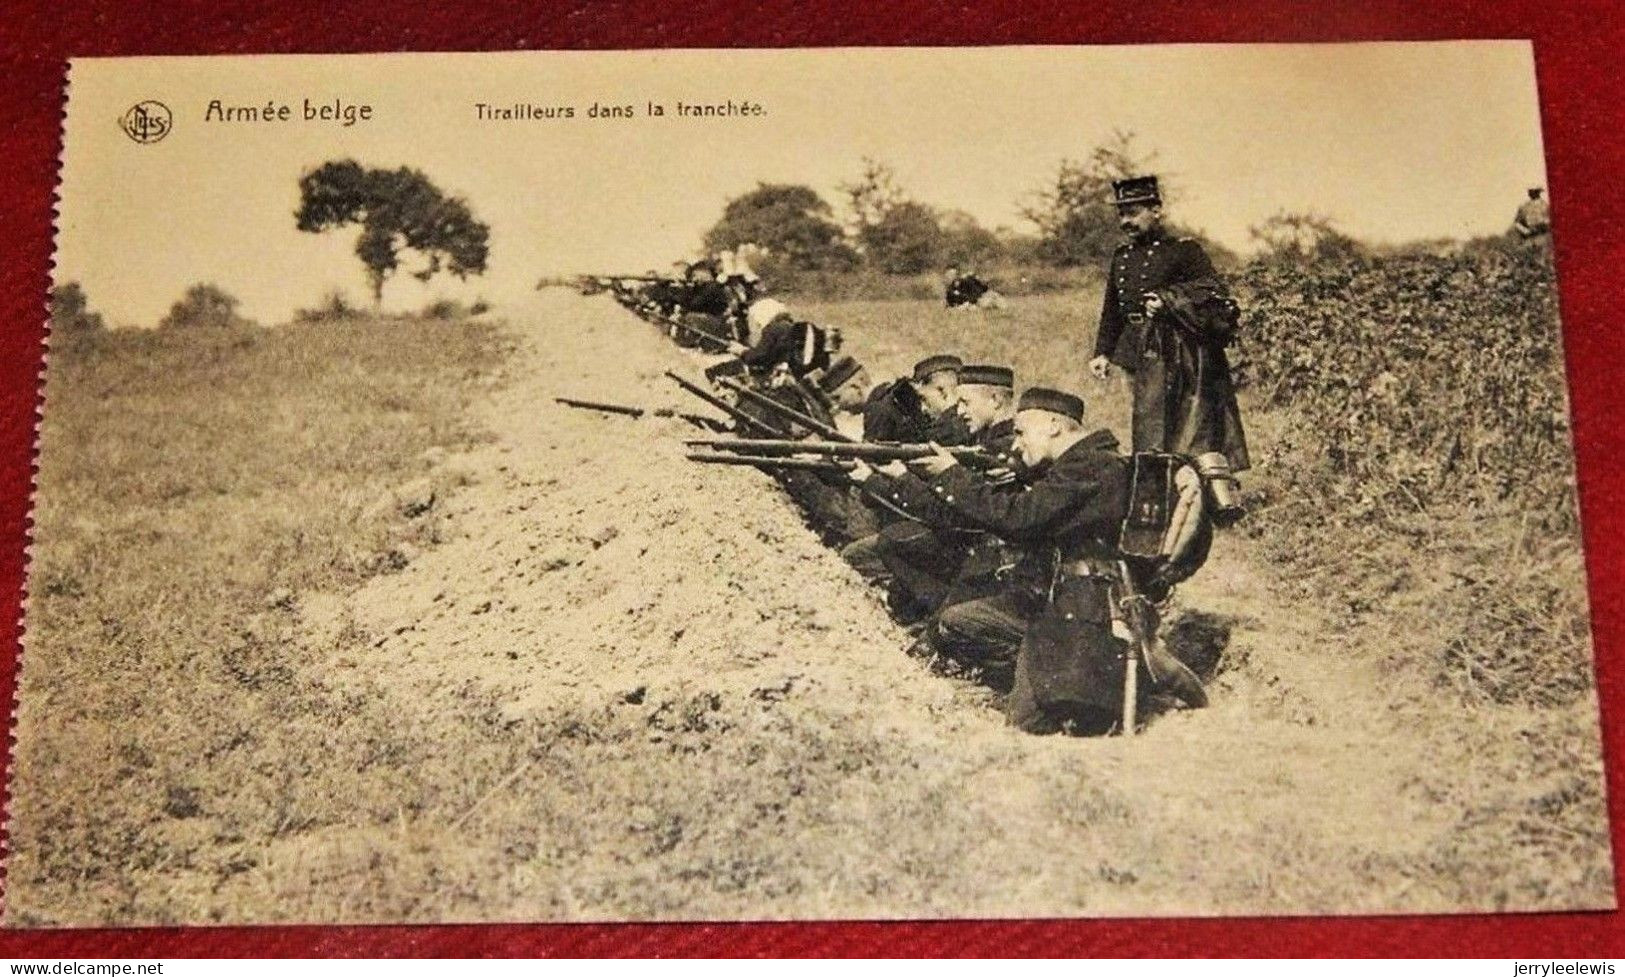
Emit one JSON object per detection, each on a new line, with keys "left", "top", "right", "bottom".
{"left": 1088, "top": 176, "right": 1250, "bottom": 484}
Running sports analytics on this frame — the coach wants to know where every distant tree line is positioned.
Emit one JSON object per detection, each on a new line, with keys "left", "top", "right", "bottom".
{"left": 700, "top": 132, "right": 1244, "bottom": 288}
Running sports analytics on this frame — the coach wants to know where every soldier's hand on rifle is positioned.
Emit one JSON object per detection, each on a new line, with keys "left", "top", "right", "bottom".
{"left": 1088, "top": 355, "right": 1112, "bottom": 381}
{"left": 876, "top": 460, "right": 909, "bottom": 479}
{"left": 910, "top": 442, "right": 959, "bottom": 477}
{"left": 847, "top": 459, "right": 875, "bottom": 483}
{"left": 1142, "top": 291, "right": 1165, "bottom": 316}
{"left": 726, "top": 341, "right": 748, "bottom": 355}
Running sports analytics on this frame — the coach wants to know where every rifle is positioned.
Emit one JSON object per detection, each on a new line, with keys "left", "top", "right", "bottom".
{"left": 663, "top": 371, "right": 782, "bottom": 437}
{"left": 555, "top": 397, "right": 644, "bottom": 418}
{"left": 688, "top": 437, "right": 995, "bottom": 468}
{"left": 715, "top": 378, "right": 850, "bottom": 442}
{"left": 686, "top": 451, "right": 852, "bottom": 475}
{"left": 666, "top": 314, "right": 737, "bottom": 350}
{"left": 556, "top": 396, "right": 724, "bottom": 432}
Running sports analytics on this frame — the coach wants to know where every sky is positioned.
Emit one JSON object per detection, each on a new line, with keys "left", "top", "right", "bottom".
{"left": 58, "top": 43, "right": 1548, "bottom": 326}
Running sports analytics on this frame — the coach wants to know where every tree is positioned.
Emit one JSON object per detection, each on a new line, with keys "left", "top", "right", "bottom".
{"left": 859, "top": 201, "right": 944, "bottom": 274}
{"left": 839, "top": 158, "right": 907, "bottom": 239}
{"left": 937, "top": 210, "right": 1005, "bottom": 269}
{"left": 295, "top": 160, "right": 490, "bottom": 306}
{"left": 159, "top": 283, "right": 251, "bottom": 330}
{"left": 702, "top": 183, "right": 857, "bottom": 272}
{"left": 49, "top": 282, "right": 105, "bottom": 336}
{"left": 1020, "top": 129, "right": 1152, "bottom": 267}
{"left": 1249, "top": 211, "right": 1364, "bottom": 265}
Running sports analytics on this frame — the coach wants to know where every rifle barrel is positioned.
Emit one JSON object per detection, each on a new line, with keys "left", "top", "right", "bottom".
{"left": 663, "top": 371, "right": 780, "bottom": 437}
{"left": 555, "top": 397, "right": 644, "bottom": 418}
{"left": 686, "top": 451, "right": 851, "bottom": 474}
{"left": 716, "top": 378, "right": 851, "bottom": 443}
{"left": 688, "top": 437, "right": 989, "bottom": 463}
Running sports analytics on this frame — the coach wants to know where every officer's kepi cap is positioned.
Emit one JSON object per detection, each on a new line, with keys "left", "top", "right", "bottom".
{"left": 912, "top": 354, "right": 963, "bottom": 382}
{"left": 1112, "top": 175, "right": 1161, "bottom": 209}
{"left": 819, "top": 356, "right": 865, "bottom": 393}
{"left": 958, "top": 364, "right": 1013, "bottom": 389}
{"left": 1017, "top": 387, "right": 1085, "bottom": 422}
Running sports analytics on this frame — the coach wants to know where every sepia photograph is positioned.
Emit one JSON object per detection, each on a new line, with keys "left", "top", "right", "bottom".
{"left": 9, "top": 43, "right": 1611, "bottom": 925}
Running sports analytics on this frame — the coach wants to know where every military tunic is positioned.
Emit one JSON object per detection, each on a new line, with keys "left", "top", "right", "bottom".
{"left": 925, "top": 429, "right": 1134, "bottom": 731}
{"left": 866, "top": 418, "right": 1019, "bottom": 613}
{"left": 945, "top": 274, "right": 990, "bottom": 308}
{"left": 737, "top": 317, "right": 833, "bottom": 378}
{"left": 1095, "top": 228, "right": 1250, "bottom": 470}
{"left": 861, "top": 379, "right": 933, "bottom": 444}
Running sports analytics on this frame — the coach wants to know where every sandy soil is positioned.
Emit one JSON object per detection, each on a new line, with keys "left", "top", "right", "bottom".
{"left": 231, "top": 290, "right": 1608, "bottom": 921}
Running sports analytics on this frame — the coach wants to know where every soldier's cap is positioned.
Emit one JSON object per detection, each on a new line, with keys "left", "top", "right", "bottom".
{"left": 958, "top": 364, "right": 1014, "bottom": 389}
{"left": 912, "top": 354, "right": 963, "bottom": 382}
{"left": 1112, "top": 175, "right": 1162, "bottom": 209}
{"left": 818, "top": 356, "right": 866, "bottom": 393}
{"left": 1017, "top": 387, "right": 1085, "bottom": 422}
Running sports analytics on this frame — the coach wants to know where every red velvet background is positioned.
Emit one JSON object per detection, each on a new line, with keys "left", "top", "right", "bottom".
{"left": 1, "top": 0, "right": 1621, "bottom": 958}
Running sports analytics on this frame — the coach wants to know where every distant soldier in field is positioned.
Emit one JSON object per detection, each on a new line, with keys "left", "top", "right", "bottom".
{"left": 1514, "top": 187, "right": 1551, "bottom": 240}
{"left": 1088, "top": 176, "right": 1249, "bottom": 500}
{"left": 899, "top": 387, "right": 1205, "bottom": 734}
{"left": 945, "top": 266, "right": 1006, "bottom": 311}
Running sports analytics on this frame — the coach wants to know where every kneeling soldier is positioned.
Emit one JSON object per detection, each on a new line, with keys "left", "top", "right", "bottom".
{"left": 906, "top": 387, "right": 1204, "bottom": 734}
{"left": 847, "top": 364, "right": 1020, "bottom": 621}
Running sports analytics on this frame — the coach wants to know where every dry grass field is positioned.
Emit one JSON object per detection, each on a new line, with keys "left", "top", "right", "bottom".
{"left": 5, "top": 276, "right": 1612, "bottom": 924}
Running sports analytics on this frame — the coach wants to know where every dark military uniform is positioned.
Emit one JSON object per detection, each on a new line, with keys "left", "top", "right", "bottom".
{"left": 861, "top": 379, "right": 934, "bottom": 444}
{"left": 738, "top": 317, "right": 834, "bottom": 379}
{"left": 675, "top": 280, "right": 734, "bottom": 352}
{"left": 861, "top": 418, "right": 1019, "bottom": 616}
{"left": 945, "top": 274, "right": 990, "bottom": 308}
{"left": 1096, "top": 227, "right": 1250, "bottom": 470}
{"left": 922, "top": 429, "right": 1133, "bottom": 733}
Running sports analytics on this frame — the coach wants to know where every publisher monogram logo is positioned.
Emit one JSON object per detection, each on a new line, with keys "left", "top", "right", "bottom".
{"left": 120, "top": 100, "right": 172, "bottom": 144}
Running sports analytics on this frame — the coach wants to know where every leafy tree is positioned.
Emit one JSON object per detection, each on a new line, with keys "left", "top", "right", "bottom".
{"left": 159, "top": 283, "right": 251, "bottom": 330}
{"left": 296, "top": 160, "right": 490, "bottom": 306}
{"left": 1020, "top": 130, "right": 1152, "bottom": 267}
{"left": 937, "top": 210, "right": 1005, "bottom": 269}
{"left": 1249, "top": 210, "right": 1365, "bottom": 265}
{"left": 839, "top": 158, "right": 907, "bottom": 239}
{"left": 49, "top": 282, "right": 105, "bottom": 336}
{"left": 702, "top": 183, "right": 857, "bottom": 272}
{"left": 859, "top": 201, "right": 944, "bottom": 274}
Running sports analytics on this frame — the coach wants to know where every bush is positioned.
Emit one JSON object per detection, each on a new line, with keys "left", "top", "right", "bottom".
{"left": 49, "top": 282, "right": 105, "bottom": 336}
{"left": 294, "top": 290, "right": 365, "bottom": 324}
{"left": 159, "top": 283, "right": 253, "bottom": 330}
{"left": 1230, "top": 246, "right": 1586, "bottom": 706}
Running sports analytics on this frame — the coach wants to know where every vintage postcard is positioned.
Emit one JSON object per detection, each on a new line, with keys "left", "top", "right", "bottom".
{"left": 11, "top": 44, "right": 1610, "bottom": 925}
